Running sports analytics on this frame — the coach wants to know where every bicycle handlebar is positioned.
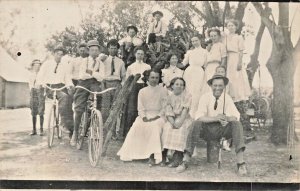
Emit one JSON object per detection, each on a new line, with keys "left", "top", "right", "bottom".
{"left": 75, "top": 86, "right": 116, "bottom": 95}
{"left": 45, "top": 85, "right": 67, "bottom": 91}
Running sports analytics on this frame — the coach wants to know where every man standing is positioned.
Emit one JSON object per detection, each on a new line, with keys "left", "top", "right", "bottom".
{"left": 70, "top": 40, "right": 103, "bottom": 146}
{"left": 100, "top": 39, "right": 126, "bottom": 137}
{"left": 70, "top": 42, "right": 88, "bottom": 86}
{"left": 183, "top": 74, "right": 247, "bottom": 175}
{"left": 36, "top": 46, "right": 74, "bottom": 137}
{"left": 29, "top": 59, "right": 45, "bottom": 136}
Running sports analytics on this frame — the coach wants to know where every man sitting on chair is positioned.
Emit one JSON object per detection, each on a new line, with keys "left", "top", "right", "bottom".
{"left": 184, "top": 73, "right": 247, "bottom": 175}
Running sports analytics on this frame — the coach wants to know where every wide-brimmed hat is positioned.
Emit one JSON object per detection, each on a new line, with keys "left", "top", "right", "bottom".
{"left": 152, "top": 11, "right": 163, "bottom": 17}
{"left": 127, "top": 25, "right": 138, "bottom": 33}
{"left": 87, "top": 40, "right": 100, "bottom": 48}
{"left": 207, "top": 74, "right": 229, "bottom": 86}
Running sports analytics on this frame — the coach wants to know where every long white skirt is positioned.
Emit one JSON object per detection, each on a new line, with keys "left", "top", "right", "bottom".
{"left": 183, "top": 66, "right": 207, "bottom": 119}
{"left": 227, "top": 52, "right": 251, "bottom": 102}
{"left": 117, "top": 116, "right": 165, "bottom": 164}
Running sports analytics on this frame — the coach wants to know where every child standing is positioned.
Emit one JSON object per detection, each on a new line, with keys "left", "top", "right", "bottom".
{"left": 29, "top": 59, "right": 45, "bottom": 136}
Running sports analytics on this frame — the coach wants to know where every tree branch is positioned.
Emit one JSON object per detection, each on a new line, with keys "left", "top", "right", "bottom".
{"left": 189, "top": 3, "right": 207, "bottom": 21}
{"left": 252, "top": 2, "right": 275, "bottom": 32}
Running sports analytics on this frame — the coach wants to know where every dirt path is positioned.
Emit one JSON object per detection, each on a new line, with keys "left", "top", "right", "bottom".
{"left": 0, "top": 108, "right": 299, "bottom": 182}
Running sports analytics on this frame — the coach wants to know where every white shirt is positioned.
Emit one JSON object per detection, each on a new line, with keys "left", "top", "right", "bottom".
{"left": 28, "top": 71, "right": 39, "bottom": 89}
{"left": 78, "top": 56, "right": 102, "bottom": 82}
{"left": 119, "top": 36, "right": 143, "bottom": 47}
{"left": 126, "top": 61, "right": 151, "bottom": 83}
{"left": 194, "top": 91, "right": 240, "bottom": 120}
{"left": 147, "top": 20, "right": 168, "bottom": 37}
{"left": 162, "top": 66, "right": 184, "bottom": 87}
{"left": 100, "top": 55, "right": 126, "bottom": 82}
{"left": 70, "top": 56, "right": 85, "bottom": 80}
{"left": 36, "top": 58, "right": 72, "bottom": 86}
{"left": 182, "top": 47, "right": 207, "bottom": 68}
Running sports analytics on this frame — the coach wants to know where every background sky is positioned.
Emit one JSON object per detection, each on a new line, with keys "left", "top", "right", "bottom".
{"left": 0, "top": 0, "right": 299, "bottom": 89}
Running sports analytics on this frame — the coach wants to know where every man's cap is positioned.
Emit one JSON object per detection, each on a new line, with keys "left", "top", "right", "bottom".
{"left": 152, "top": 11, "right": 163, "bottom": 17}
{"left": 87, "top": 40, "right": 100, "bottom": 48}
{"left": 207, "top": 74, "right": 229, "bottom": 86}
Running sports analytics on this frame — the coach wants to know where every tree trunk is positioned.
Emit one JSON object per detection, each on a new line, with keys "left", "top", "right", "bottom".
{"left": 267, "top": 45, "right": 294, "bottom": 144}
{"left": 252, "top": 2, "right": 295, "bottom": 145}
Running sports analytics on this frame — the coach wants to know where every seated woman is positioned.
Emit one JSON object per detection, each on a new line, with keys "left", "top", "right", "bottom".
{"left": 162, "top": 77, "right": 193, "bottom": 172}
{"left": 117, "top": 68, "right": 168, "bottom": 166}
{"left": 162, "top": 53, "right": 184, "bottom": 89}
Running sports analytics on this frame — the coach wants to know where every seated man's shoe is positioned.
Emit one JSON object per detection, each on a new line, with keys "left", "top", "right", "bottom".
{"left": 222, "top": 139, "right": 231, "bottom": 152}
{"left": 168, "top": 161, "right": 179, "bottom": 168}
{"left": 176, "top": 162, "right": 187, "bottom": 173}
{"left": 237, "top": 162, "right": 247, "bottom": 176}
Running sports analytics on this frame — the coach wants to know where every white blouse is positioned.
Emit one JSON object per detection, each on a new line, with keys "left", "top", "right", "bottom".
{"left": 126, "top": 61, "right": 151, "bottom": 83}
{"left": 162, "top": 66, "right": 184, "bottom": 87}
{"left": 182, "top": 47, "right": 207, "bottom": 68}
{"left": 138, "top": 85, "right": 168, "bottom": 119}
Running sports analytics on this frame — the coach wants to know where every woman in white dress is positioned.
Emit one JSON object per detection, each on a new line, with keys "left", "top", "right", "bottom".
{"left": 117, "top": 68, "right": 168, "bottom": 166}
{"left": 181, "top": 36, "right": 208, "bottom": 119}
{"left": 162, "top": 53, "right": 184, "bottom": 89}
{"left": 205, "top": 28, "right": 227, "bottom": 80}
{"left": 223, "top": 20, "right": 251, "bottom": 103}
{"left": 223, "top": 19, "right": 252, "bottom": 130}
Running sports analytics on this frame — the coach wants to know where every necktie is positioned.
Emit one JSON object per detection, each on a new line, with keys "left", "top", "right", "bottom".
{"left": 214, "top": 97, "right": 219, "bottom": 110}
{"left": 155, "top": 21, "right": 159, "bottom": 28}
{"left": 111, "top": 57, "right": 115, "bottom": 75}
{"left": 54, "top": 62, "right": 59, "bottom": 73}
{"left": 92, "top": 58, "right": 96, "bottom": 69}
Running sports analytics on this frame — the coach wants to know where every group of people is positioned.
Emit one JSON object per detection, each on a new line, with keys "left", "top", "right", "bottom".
{"left": 28, "top": 10, "right": 251, "bottom": 176}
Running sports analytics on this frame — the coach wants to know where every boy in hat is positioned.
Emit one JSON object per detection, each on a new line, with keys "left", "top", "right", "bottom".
{"left": 99, "top": 39, "right": 126, "bottom": 138}
{"left": 29, "top": 59, "right": 45, "bottom": 136}
{"left": 147, "top": 11, "right": 168, "bottom": 38}
{"left": 71, "top": 39, "right": 103, "bottom": 146}
{"left": 119, "top": 25, "right": 143, "bottom": 68}
{"left": 183, "top": 74, "right": 247, "bottom": 175}
{"left": 36, "top": 46, "right": 74, "bottom": 136}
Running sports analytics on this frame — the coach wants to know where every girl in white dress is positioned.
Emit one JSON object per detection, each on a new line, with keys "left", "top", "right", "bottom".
{"left": 223, "top": 19, "right": 252, "bottom": 131}
{"left": 181, "top": 36, "right": 208, "bottom": 119}
{"left": 205, "top": 28, "right": 227, "bottom": 80}
{"left": 223, "top": 20, "right": 251, "bottom": 103}
{"left": 117, "top": 68, "right": 168, "bottom": 166}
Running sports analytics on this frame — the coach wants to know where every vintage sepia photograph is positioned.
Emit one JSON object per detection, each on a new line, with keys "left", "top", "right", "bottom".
{"left": 0, "top": 0, "right": 299, "bottom": 189}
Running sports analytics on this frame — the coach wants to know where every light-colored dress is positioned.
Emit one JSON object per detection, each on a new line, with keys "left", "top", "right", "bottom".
{"left": 117, "top": 85, "right": 168, "bottom": 164}
{"left": 162, "top": 66, "right": 184, "bottom": 87}
{"left": 182, "top": 47, "right": 207, "bottom": 119}
{"left": 163, "top": 91, "right": 193, "bottom": 152}
{"left": 205, "top": 42, "right": 227, "bottom": 80}
{"left": 223, "top": 34, "right": 251, "bottom": 102}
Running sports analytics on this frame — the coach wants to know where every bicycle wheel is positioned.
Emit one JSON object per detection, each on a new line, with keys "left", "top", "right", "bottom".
{"left": 56, "top": 111, "right": 63, "bottom": 139}
{"left": 77, "top": 111, "right": 88, "bottom": 150}
{"left": 88, "top": 109, "right": 104, "bottom": 167}
{"left": 47, "top": 105, "right": 56, "bottom": 148}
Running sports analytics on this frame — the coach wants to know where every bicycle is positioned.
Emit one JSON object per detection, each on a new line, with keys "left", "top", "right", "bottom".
{"left": 75, "top": 85, "right": 116, "bottom": 167}
{"left": 44, "top": 85, "right": 67, "bottom": 148}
